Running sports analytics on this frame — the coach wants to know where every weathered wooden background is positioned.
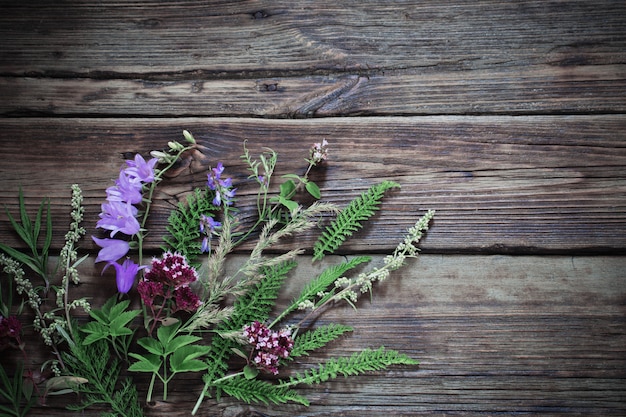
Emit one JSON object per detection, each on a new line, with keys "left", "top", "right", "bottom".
{"left": 1, "top": 1, "right": 625, "bottom": 416}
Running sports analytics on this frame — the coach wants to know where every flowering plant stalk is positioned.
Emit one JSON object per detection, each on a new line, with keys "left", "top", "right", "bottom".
{"left": 0, "top": 132, "right": 434, "bottom": 416}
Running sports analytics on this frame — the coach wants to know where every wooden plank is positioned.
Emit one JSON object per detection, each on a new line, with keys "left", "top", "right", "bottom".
{"left": 1, "top": 116, "right": 625, "bottom": 254}
{"left": 1, "top": 1, "right": 624, "bottom": 75}
{"left": 3, "top": 254, "right": 625, "bottom": 416}
{"left": 3, "top": 63, "right": 625, "bottom": 117}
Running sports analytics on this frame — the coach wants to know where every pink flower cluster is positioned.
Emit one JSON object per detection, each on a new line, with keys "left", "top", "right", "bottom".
{"left": 137, "top": 252, "right": 201, "bottom": 316}
{"left": 243, "top": 321, "right": 294, "bottom": 375}
{"left": 310, "top": 139, "right": 329, "bottom": 165}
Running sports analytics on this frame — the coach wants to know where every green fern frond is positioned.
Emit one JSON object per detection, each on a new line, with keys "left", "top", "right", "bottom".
{"left": 162, "top": 188, "right": 217, "bottom": 268}
{"left": 216, "top": 375, "right": 309, "bottom": 406}
{"left": 313, "top": 181, "right": 400, "bottom": 260}
{"left": 280, "top": 346, "right": 418, "bottom": 387}
{"left": 63, "top": 337, "right": 143, "bottom": 417}
{"left": 203, "top": 261, "right": 297, "bottom": 386}
{"left": 290, "top": 323, "right": 353, "bottom": 358}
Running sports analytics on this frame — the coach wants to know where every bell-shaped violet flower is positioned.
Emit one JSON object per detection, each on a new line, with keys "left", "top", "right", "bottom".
{"left": 104, "top": 259, "right": 144, "bottom": 294}
{"left": 125, "top": 154, "right": 158, "bottom": 184}
{"left": 106, "top": 170, "right": 143, "bottom": 204}
{"left": 93, "top": 236, "right": 130, "bottom": 263}
{"left": 97, "top": 200, "right": 140, "bottom": 237}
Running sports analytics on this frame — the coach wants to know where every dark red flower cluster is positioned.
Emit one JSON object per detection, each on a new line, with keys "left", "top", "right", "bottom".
{"left": 0, "top": 315, "right": 22, "bottom": 351}
{"left": 243, "top": 321, "right": 294, "bottom": 375}
{"left": 137, "top": 252, "right": 201, "bottom": 315}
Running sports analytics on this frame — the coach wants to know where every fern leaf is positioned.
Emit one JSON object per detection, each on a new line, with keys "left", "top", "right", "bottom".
{"left": 216, "top": 375, "right": 309, "bottom": 406}
{"left": 162, "top": 188, "right": 217, "bottom": 268}
{"left": 203, "top": 261, "right": 297, "bottom": 386}
{"left": 313, "top": 181, "right": 400, "bottom": 260}
{"left": 281, "top": 346, "right": 418, "bottom": 387}
{"left": 290, "top": 323, "right": 353, "bottom": 358}
{"left": 63, "top": 337, "right": 144, "bottom": 416}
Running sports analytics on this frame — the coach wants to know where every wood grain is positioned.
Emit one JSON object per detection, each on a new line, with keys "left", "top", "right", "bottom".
{"left": 1, "top": 116, "right": 625, "bottom": 254}
{"left": 0, "top": 1, "right": 624, "bottom": 416}
{"left": 3, "top": 64, "right": 625, "bottom": 117}
{"left": 3, "top": 254, "right": 624, "bottom": 416}
{"left": 1, "top": 1, "right": 624, "bottom": 75}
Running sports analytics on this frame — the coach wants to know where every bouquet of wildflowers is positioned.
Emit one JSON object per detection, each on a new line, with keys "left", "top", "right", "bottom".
{"left": 0, "top": 132, "right": 434, "bottom": 416}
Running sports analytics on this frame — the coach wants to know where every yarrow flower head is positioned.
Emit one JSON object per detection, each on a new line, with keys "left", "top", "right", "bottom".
{"left": 243, "top": 321, "right": 294, "bottom": 375}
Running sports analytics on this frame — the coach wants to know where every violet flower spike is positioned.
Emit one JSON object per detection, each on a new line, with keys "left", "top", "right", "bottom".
{"left": 92, "top": 236, "right": 130, "bottom": 263}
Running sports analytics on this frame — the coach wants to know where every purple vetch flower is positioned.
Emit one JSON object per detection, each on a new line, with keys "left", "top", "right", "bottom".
{"left": 104, "top": 258, "right": 145, "bottom": 294}
{"left": 207, "top": 162, "right": 236, "bottom": 206}
{"left": 96, "top": 200, "right": 141, "bottom": 237}
{"left": 199, "top": 215, "right": 221, "bottom": 253}
{"left": 93, "top": 236, "right": 130, "bottom": 263}
{"left": 125, "top": 154, "right": 159, "bottom": 184}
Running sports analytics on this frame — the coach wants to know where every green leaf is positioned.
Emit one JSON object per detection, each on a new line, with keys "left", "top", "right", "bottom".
{"left": 290, "top": 323, "right": 354, "bottom": 358}
{"left": 243, "top": 365, "right": 259, "bottom": 380}
{"left": 109, "top": 298, "right": 132, "bottom": 318}
{"left": 305, "top": 181, "right": 321, "bottom": 199}
{"left": 164, "top": 335, "right": 203, "bottom": 355}
{"left": 278, "top": 196, "right": 298, "bottom": 211}
{"left": 170, "top": 345, "right": 211, "bottom": 373}
{"left": 128, "top": 353, "right": 162, "bottom": 373}
{"left": 109, "top": 310, "right": 141, "bottom": 334}
{"left": 279, "top": 179, "right": 296, "bottom": 198}
{"left": 156, "top": 320, "right": 181, "bottom": 346}
{"left": 136, "top": 337, "right": 164, "bottom": 356}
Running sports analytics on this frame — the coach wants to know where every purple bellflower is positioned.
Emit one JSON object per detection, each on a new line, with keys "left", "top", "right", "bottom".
{"left": 106, "top": 169, "right": 143, "bottom": 204}
{"left": 93, "top": 236, "right": 130, "bottom": 263}
{"left": 125, "top": 154, "right": 159, "bottom": 184}
{"left": 104, "top": 258, "right": 144, "bottom": 294}
{"left": 96, "top": 200, "right": 141, "bottom": 237}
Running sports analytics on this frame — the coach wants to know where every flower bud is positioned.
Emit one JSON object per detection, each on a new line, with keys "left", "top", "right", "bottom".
{"left": 183, "top": 129, "right": 196, "bottom": 144}
{"left": 168, "top": 141, "right": 184, "bottom": 151}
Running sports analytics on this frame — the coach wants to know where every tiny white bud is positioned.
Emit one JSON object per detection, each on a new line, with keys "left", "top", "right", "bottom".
{"left": 183, "top": 129, "right": 196, "bottom": 144}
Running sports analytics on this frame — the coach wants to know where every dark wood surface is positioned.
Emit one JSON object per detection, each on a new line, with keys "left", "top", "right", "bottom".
{"left": 0, "top": 1, "right": 625, "bottom": 416}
